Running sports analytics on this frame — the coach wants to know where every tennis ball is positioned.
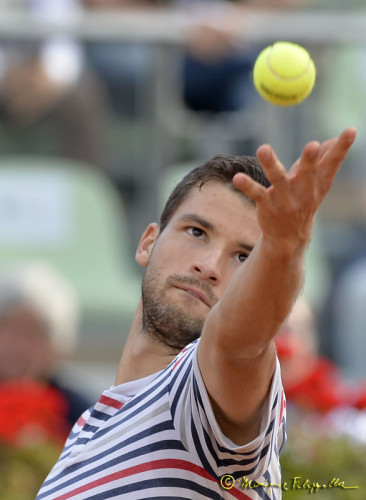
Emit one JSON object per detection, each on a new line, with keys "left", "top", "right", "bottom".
{"left": 253, "top": 41, "right": 316, "bottom": 106}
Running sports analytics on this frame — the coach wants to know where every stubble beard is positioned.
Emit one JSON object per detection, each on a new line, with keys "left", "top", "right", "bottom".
{"left": 141, "top": 265, "right": 206, "bottom": 352}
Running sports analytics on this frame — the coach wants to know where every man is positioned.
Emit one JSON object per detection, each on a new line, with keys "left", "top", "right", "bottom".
{"left": 37, "top": 127, "right": 356, "bottom": 499}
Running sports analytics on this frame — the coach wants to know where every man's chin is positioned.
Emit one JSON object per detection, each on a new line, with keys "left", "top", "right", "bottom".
{"left": 144, "top": 304, "right": 203, "bottom": 350}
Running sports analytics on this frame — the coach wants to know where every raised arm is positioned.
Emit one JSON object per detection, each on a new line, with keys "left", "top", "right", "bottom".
{"left": 198, "top": 127, "right": 357, "bottom": 444}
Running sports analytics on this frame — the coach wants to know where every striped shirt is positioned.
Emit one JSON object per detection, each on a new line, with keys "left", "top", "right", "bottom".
{"left": 37, "top": 339, "right": 286, "bottom": 499}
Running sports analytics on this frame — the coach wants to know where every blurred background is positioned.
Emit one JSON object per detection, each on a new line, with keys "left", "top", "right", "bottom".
{"left": 1, "top": 0, "right": 366, "bottom": 498}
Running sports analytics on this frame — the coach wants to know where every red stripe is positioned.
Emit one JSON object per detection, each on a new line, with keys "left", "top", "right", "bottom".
{"left": 173, "top": 348, "right": 190, "bottom": 371}
{"left": 278, "top": 391, "right": 285, "bottom": 427}
{"left": 98, "top": 395, "right": 124, "bottom": 410}
{"left": 76, "top": 415, "right": 86, "bottom": 426}
{"left": 52, "top": 459, "right": 251, "bottom": 500}
{"left": 228, "top": 485, "right": 253, "bottom": 500}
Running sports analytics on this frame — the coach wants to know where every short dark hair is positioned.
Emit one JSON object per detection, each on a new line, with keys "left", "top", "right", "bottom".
{"left": 159, "top": 154, "right": 270, "bottom": 232}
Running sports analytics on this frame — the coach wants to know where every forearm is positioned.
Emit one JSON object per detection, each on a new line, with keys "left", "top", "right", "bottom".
{"left": 209, "top": 233, "right": 306, "bottom": 358}
{"left": 198, "top": 128, "right": 356, "bottom": 438}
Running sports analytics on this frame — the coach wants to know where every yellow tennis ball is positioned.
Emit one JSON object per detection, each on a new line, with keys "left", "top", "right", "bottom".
{"left": 253, "top": 41, "right": 316, "bottom": 106}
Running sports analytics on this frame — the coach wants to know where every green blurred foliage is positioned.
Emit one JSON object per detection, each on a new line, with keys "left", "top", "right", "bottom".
{"left": 0, "top": 441, "right": 60, "bottom": 500}
{"left": 281, "top": 416, "right": 366, "bottom": 499}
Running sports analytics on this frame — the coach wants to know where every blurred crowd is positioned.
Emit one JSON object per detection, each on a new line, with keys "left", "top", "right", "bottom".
{"left": 0, "top": 0, "right": 312, "bottom": 190}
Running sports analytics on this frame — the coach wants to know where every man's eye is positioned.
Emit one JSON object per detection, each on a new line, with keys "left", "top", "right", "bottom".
{"left": 237, "top": 253, "right": 249, "bottom": 263}
{"left": 187, "top": 227, "right": 204, "bottom": 238}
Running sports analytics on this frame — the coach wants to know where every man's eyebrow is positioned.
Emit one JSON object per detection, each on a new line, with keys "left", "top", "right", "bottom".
{"left": 178, "top": 213, "right": 255, "bottom": 253}
{"left": 178, "top": 213, "right": 215, "bottom": 231}
{"left": 234, "top": 240, "right": 255, "bottom": 254}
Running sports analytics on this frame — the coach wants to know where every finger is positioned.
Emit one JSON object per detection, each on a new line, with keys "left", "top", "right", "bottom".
{"left": 319, "top": 138, "right": 337, "bottom": 160}
{"left": 290, "top": 158, "right": 301, "bottom": 176}
{"left": 341, "top": 126, "right": 357, "bottom": 143}
{"left": 322, "top": 127, "right": 356, "bottom": 160}
{"left": 233, "top": 172, "right": 267, "bottom": 204}
{"left": 291, "top": 140, "right": 328, "bottom": 176}
{"left": 318, "top": 127, "right": 357, "bottom": 178}
{"left": 289, "top": 141, "right": 320, "bottom": 178}
{"left": 316, "top": 127, "right": 357, "bottom": 198}
{"left": 256, "top": 144, "right": 289, "bottom": 191}
{"left": 290, "top": 130, "right": 355, "bottom": 178}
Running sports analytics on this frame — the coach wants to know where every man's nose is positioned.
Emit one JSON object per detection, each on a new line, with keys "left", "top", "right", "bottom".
{"left": 190, "top": 249, "right": 224, "bottom": 285}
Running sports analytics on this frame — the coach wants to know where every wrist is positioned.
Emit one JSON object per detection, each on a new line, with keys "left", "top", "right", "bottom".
{"left": 260, "top": 234, "right": 308, "bottom": 263}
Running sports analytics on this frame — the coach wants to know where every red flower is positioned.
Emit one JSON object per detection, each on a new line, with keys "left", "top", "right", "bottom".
{"left": 353, "top": 385, "right": 366, "bottom": 410}
{"left": 283, "top": 358, "right": 353, "bottom": 414}
{"left": 0, "top": 379, "right": 69, "bottom": 446}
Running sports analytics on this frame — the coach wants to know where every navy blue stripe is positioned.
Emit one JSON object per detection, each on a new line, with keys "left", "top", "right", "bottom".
{"left": 170, "top": 348, "right": 194, "bottom": 388}
{"left": 190, "top": 412, "right": 218, "bottom": 479}
{"left": 139, "top": 497, "right": 191, "bottom": 500}
{"left": 235, "top": 480, "right": 273, "bottom": 500}
{"left": 172, "top": 345, "right": 195, "bottom": 375}
{"left": 41, "top": 420, "right": 177, "bottom": 486}
{"left": 170, "top": 345, "right": 196, "bottom": 382}
{"left": 265, "top": 416, "right": 275, "bottom": 437}
{"left": 59, "top": 362, "right": 178, "bottom": 454}
{"left": 216, "top": 437, "right": 262, "bottom": 458}
{"left": 74, "top": 408, "right": 173, "bottom": 448}
{"left": 170, "top": 359, "right": 192, "bottom": 418}
{"left": 191, "top": 363, "right": 273, "bottom": 476}
{"left": 220, "top": 439, "right": 271, "bottom": 479}
{"left": 88, "top": 409, "right": 111, "bottom": 421}
{"left": 84, "top": 478, "right": 223, "bottom": 500}
{"left": 63, "top": 418, "right": 91, "bottom": 445}
{"left": 214, "top": 415, "right": 275, "bottom": 470}
{"left": 164, "top": 342, "right": 195, "bottom": 372}
{"left": 278, "top": 419, "right": 287, "bottom": 454}
{"left": 255, "top": 440, "right": 271, "bottom": 473}
{"left": 60, "top": 438, "right": 81, "bottom": 457}
{"left": 271, "top": 393, "right": 278, "bottom": 411}
{"left": 119, "top": 368, "right": 171, "bottom": 412}
{"left": 82, "top": 424, "right": 99, "bottom": 433}
{"left": 38, "top": 438, "right": 187, "bottom": 499}
{"left": 193, "top": 373, "right": 265, "bottom": 471}
{"left": 75, "top": 345, "right": 193, "bottom": 445}
{"left": 190, "top": 375, "right": 220, "bottom": 474}
{"left": 204, "top": 412, "right": 264, "bottom": 471}
{"left": 252, "top": 470, "right": 275, "bottom": 500}
{"left": 85, "top": 385, "right": 170, "bottom": 444}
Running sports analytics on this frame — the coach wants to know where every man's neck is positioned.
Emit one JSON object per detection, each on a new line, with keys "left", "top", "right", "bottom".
{"left": 115, "top": 302, "right": 179, "bottom": 386}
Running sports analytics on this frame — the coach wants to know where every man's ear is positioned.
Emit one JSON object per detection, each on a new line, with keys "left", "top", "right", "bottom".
{"left": 135, "top": 223, "right": 160, "bottom": 267}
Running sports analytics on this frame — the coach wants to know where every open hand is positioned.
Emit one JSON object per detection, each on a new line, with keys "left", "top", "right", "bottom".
{"left": 233, "top": 127, "right": 357, "bottom": 252}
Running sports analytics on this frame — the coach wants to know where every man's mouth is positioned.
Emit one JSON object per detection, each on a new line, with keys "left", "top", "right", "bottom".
{"left": 177, "top": 286, "right": 211, "bottom": 308}
{"left": 166, "top": 274, "right": 217, "bottom": 309}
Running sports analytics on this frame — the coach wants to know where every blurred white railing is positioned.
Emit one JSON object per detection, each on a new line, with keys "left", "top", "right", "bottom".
{"left": 0, "top": 9, "right": 365, "bottom": 44}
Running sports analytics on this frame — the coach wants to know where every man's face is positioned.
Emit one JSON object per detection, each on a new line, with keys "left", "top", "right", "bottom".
{"left": 137, "top": 181, "right": 261, "bottom": 350}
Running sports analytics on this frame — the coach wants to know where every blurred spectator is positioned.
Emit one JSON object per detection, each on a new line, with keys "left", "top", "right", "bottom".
{"left": 178, "top": 0, "right": 257, "bottom": 115}
{"left": 0, "top": 0, "right": 109, "bottom": 169}
{"left": 276, "top": 296, "right": 366, "bottom": 416}
{"left": 181, "top": 0, "right": 316, "bottom": 111}
{"left": 276, "top": 296, "right": 350, "bottom": 415}
{"left": 82, "top": 0, "right": 156, "bottom": 119}
{"left": 0, "top": 261, "right": 93, "bottom": 429}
